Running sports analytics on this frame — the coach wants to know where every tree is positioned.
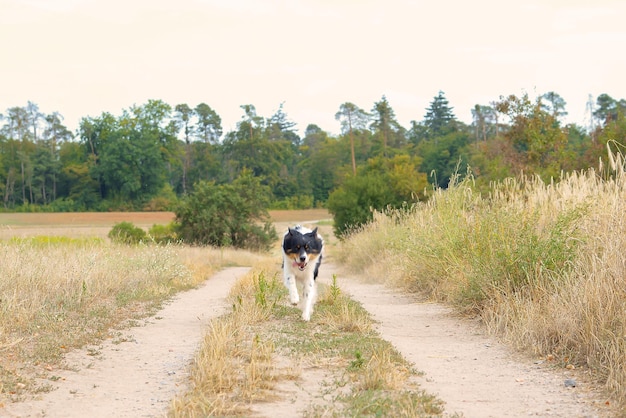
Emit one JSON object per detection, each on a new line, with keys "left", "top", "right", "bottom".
{"left": 222, "top": 105, "right": 299, "bottom": 201}
{"left": 26, "top": 101, "right": 43, "bottom": 142}
{"left": 471, "top": 104, "right": 496, "bottom": 142}
{"left": 370, "top": 96, "right": 405, "bottom": 156}
{"left": 541, "top": 91, "right": 568, "bottom": 121}
{"left": 174, "top": 170, "right": 277, "bottom": 250}
{"left": 78, "top": 112, "right": 117, "bottom": 200}
{"left": 407, "top": 120, "right": 429, "bottom": 145}
{"left": 58, "top": 141, "right": 100, "bottom": 210}
{"left": 592, "top": 94, "right": 626, "bottom": 126}
{"left": 174, "top": 104, "right": 194, "bottom": 144}
{"left": 335, "top": 102, "right": 370, "bottom": 175}
{"left": 238, "top": 104, "right": 264, "bottom": 141}
{"left": 267, "top": 102, "right": 299, "bottom": 145}
{"left": 417, "top": 130, "right": 471, "bottom": 188}
{"left": 494, "top": 93, "right": 568, "bottom": 179}
{"left": 175, "top": 103, "right": 194, "bottom": 194}
{"left": 188, "top": 103, "right": 223, "bottom": 189}
{"left": 42, "top": 112, "right": 72, "bottom": 201}
{"left": 2, "top": 106, "right": 33, "bottom": 204}
{"left": 32, "top": 140, "right": 56, "bottom": 204}
{"left": 77, "top": 102, "right": 174, "bottom": 208}
{"left": 194, "top": 103, "right": 222, "bottom": 143}
{"left": 589, "top": 104, "right": 626, "bottom": 173}
{"left": 302, "top": 124, "right": 327, "bottom": 151}
{"left": 424, "top": 91, "right": 457, "bottom": 138}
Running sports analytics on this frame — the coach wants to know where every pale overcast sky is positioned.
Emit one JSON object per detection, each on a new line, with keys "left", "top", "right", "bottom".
{"left": 2, "top": 0, "right": 625, "bottom": 137}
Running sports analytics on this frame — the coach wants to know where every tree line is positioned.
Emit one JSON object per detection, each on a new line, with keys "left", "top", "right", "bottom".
{"left": 0, "top": 92, "right": 624, "bottom": 217}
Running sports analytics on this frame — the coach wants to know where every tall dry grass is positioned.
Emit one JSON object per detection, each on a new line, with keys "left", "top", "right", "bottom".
{"left": 337, "top": 148, "right": 626, "bottom": 407}
{"left": 0, "top": 239, "right": 256, "bottom": 400}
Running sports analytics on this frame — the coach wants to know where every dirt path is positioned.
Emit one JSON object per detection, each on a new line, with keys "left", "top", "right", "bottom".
{"left": 3, "top": 265, "right": 612, "bottom": 418}
{"left": 3, "top": 267, "right": 250, "bottom": 418}
{"left": 334, "top": 266, "right": 610, "bottom": 418}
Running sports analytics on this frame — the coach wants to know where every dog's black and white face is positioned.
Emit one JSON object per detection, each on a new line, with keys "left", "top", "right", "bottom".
{"left": 282, "top": 226, "right": 323, "bottom": 272}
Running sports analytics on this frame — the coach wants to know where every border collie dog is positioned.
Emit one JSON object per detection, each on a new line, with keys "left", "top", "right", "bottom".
{"left": 282, "top": 225, "right": 324, "bottom": 321}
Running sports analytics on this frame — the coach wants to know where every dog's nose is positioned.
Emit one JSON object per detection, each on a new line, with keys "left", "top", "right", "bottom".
{"left": 299, "top": 255, "right": 306, "bottom": 262}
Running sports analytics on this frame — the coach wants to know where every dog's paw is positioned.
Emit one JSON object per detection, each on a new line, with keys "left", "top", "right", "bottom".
{"left": 301, "top": 313, "right": 311, "bottom": 321}
{"left": 290, "top": 295, "right": 300, "bottom": 305}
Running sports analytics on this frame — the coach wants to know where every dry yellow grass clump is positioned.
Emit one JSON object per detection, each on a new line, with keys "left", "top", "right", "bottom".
{"left": 0, "top": 239, "right": 252, "bottom": 401}
{"left": 337, "top": 149, "right": 626, "bottom": 407}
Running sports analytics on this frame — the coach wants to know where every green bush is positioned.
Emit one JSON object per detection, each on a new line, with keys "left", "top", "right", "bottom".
{"left": 271, "top": 195, "right": 314, "bottom": 210}
{"left": 108, "top": 221, "right": 148, "bottom": 245}
{"left": 174, "top": 171, "right": 277, "bottom": 251}
{"left": 148, "top": 222, "right": 179, "bottom": 244}
{"left": 327, "top": 155, "right": 427, "bottom": 238}
{"left": 143, "top": 184, "right": 179, "bottom": 211}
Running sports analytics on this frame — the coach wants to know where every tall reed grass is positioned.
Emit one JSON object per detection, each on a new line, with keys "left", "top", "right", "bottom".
{"left": 337, "top": 148, "right": 626, "bottom": 407}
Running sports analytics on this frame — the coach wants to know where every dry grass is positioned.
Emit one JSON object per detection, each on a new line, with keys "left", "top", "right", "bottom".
{"left": 0, "top": 209, "right": 327, "bottom": 404}
{"left": 337, "top": 149, "right": 626, "bottom": 408}
{"left": 169, "top": 264, "right": 443, "bottom": 417}
{"left": 169, "top": 265, "right": 282, "bottom": 417}
{"left": 0, "top": 209, "right": 439, "bottom": 416}
{"left": 0, "top": 238, "right": 259, "bottom": 402}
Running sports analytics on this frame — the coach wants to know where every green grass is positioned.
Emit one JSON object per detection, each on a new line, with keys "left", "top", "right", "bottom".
{"left": 8, "top": 235, "right": 105, "bottom": 246}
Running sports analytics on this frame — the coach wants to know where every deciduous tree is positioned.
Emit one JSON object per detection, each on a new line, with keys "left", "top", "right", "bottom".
{"left": 495, "top": 93, "right": 568, "bottom": 179}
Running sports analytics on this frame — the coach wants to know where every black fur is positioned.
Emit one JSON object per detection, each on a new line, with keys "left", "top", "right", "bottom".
{"left": 282, "top": 226, "right": 323, "bottom": 279}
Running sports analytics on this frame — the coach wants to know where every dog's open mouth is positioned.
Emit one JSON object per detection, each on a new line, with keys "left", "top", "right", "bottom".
{"left": 293, "top": 261, "right": 307, "bottom": 271}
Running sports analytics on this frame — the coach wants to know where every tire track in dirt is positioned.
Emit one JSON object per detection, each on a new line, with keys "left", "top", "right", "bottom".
{"left": 3, "top": 267, "right": 250, "bottom": 418}
{"left": 332, "top": 265, "right": 611, "bottom": 418}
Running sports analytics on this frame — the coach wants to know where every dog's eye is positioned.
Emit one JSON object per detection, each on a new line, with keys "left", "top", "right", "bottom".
{"left": 296, "top": 245, "right": 301, "bottom": 250}
{"left": 304, "top": 245, "right": 309, "bottom": 250}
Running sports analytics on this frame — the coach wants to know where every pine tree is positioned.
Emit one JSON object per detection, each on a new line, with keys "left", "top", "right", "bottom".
{"left": 424, "top": 91, "right": 457, "bottom": 137}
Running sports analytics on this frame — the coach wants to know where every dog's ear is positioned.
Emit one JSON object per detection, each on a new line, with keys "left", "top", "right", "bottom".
{"left": 287, "top": 227, "right": 294, "bottom": 236}
{"left": 311, "top": 227, "right": 318, "bottom": 236}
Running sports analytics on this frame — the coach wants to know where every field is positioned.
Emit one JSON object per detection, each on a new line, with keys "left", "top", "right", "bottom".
{"left": 0, "top": 205, "right": 614, "bottom": 416}
{"left": 0, "top": 209, "right": 330, "bottom": 240}
{"left": 0, "top": 208, "right": 448, "bottom": 416}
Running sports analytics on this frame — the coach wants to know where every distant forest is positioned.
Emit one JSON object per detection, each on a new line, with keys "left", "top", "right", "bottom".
{"left": 0, "top": 91, "right": 624, "bottom": 212}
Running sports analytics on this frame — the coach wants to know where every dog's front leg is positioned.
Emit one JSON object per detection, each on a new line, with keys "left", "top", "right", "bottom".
{"left": 284, "top": 274, "right": 300, "bottom": 305}
{"left": 301, "top": 276, "right": 317, "bottom": 321}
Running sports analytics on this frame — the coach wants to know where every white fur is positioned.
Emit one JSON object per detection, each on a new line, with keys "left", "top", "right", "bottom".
{"left": 282, "top": 226, "right": 323, "bottom": 321}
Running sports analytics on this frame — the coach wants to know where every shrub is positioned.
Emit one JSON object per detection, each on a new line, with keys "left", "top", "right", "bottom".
{"left": 108, "top": 221, "right": 148, "bottom": 245}
{"left": 175, "top": 171, "right": 277, "bottom": 251}
{"left": 327, "top": 155, "right": 427, "bottom": 238}
{"left": 143, "top": 184, "right": 179, "bottom": 211}
{"left": 149, "top": 222, "right": 179, "bottom": 245}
